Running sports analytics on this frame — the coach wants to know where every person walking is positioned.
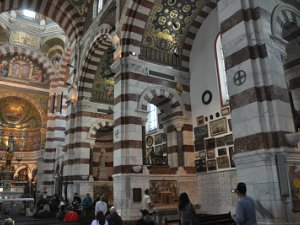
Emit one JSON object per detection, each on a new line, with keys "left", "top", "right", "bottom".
{"left": 178, "top": 192, "right": 196, "bottom": 225}
{"left": 233, "top": 182, "right": 257, "bottom": 225}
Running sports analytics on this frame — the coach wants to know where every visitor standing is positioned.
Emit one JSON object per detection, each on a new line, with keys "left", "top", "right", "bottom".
{"left": 178, "top": 192, "right": 196, "bottom": 225}
{"left": 106, "top": 206, "right": 122, "bottom": 225}
{"left": 233, "top": 182, "right": 257, "bottom": 225}
{"left": 143, "top": 189, "right": 154, "bottom": 215}
{"left": 95, "top": 195, "right": 108, "bottom": 216}
{"left": 91, "top": 211, "right": 108, "bottom": 225}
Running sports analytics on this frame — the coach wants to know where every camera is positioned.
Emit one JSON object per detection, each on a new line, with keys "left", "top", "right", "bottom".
{"left": 231, "top": 189, "right": 237, "bottom": 193}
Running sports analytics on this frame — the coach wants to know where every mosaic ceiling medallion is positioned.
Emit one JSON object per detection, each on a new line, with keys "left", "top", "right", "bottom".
{"left": 143, "top": 0, "right": 206, "bottom": 52}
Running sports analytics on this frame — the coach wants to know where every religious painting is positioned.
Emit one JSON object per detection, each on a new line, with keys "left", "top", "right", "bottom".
{"left": 195, "top": 159, "right": 207, "bottom": 173}
{"left": 149, "top": 180, "right": 178, "bottom": 205}
{"left": 196, "top": 115, "right": 204, "bottom": 125}
{"left": 162, "top": 133, "right": 167, "bottom": 143}
{"left": 217, "top": 156, "right": 230, "bottom": 169}
{"left": 216, "top": 136, "right": 226, "bottom": 147}
{"left": 217, "top": 147, "right": 227, "bottom": 156}
{"left": 0, "top": 56, "right": 49, "bottom": 87}
{"left": 207, "top": 159, "right": 217, "bottom": 171}
{"left": 205, "top": 138, "right": 215, "bottom": 149}
{"left": 210, "top": 118, "right": 227, "bottom": 136}
{"left": 288, "top": 165, "right": 300, "bottom": 211}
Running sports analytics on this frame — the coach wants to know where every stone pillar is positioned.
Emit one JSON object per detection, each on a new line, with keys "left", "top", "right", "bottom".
{"left": 111, "top": 57, "right": 149, "bottom": 221}
{"left": 218, "top": 0, "right": 299, "bottom": 223}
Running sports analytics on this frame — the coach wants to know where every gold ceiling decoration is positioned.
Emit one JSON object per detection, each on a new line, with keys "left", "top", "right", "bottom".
{"left": 143, "top": 0, "right": 206, "bottom": 52}
{"left": 11, "top": 31, "right": 40, "bottom": 49}
{"left": 0, "top": 97, "right": 42, "bottom": 131}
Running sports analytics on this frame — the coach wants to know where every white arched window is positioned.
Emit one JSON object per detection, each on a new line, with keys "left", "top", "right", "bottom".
{"left": 146, "top": 103, "right": 158, "bottom": 133}
{"left": 215, "top": 34, "right": 229, "bottom": 106}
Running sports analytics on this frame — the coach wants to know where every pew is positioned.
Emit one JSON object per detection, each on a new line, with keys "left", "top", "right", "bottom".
{"left": 165, "top": 212, "right": 236, "bottom": 225}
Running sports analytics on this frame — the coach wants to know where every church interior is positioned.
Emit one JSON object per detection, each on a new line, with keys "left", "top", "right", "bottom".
{"left": 0, "top": 0, "right": 300, "bottom": 224}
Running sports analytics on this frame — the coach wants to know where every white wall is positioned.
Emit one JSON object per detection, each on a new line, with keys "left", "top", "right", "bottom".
{"left": 190, "top": 9, "right": 221, "bottom": 128}
{"left": 189, "top": 8, "right": 236, "bottom": 214}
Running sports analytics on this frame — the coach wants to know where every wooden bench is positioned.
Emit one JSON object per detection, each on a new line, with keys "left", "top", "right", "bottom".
{"left": 196, "top": 212, "right": 236, "bottom": 225}
{"left": 165, "top": 212, "right": 236, "bottom": 225}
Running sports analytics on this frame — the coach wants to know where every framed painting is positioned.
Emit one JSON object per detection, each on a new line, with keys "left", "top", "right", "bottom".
{"left": 194, "top": 139, "right": 205, "bottom": 151}
{"left": 225, "top": 134, "right": 233, "bottom": 145}
{"left": 221, "top": 107, "right": 230, "bottom": 116}
{"left": 196, "top": 115, "right": 205, "bottom": 126}
{"left": 207, "top": 159, "right": 217, "bottom": 171}
{"left": 217, "top": 156, "right": 230, "bottom": 169}
{"left": 228, "top": 146, "right": 236, "bottom": 167}
{"left": 207, "top": 149, "right": 215, "bottom": 159}
{"left": 228, "top": 119, "right": 232, "bottom": 131}
{"left": 205, "top": 138, "right": 215, "bottom": 149}
{"left": 199, "top": 151, "right": 206, "bottom": 159}
{"left": 210, "top": 118, "right": 227, "bottom": 136}
{"left": 216, "top": 136, "right": 226, "bottom": 147}
{"left": 217, "top": 147, "right": 227, "bottom": 156}
{"left": 195, "top": 159, "right": 207, "bottom": 172}
{"left": 194, "top": 124, "right": 208, "bottom": 139}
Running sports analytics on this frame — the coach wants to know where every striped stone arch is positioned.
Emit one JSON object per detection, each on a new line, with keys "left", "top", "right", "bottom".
{"left": 120, "top": 0, "right": 217, "bottom": 71}
{"left": 0, "top": 45, "right": 55, "bottom": 79}
{"left": 271, "top": 3, "right": 300, "bottom": 40}
{"left": 88, "top": 119, "right": 114, "bottom": 139}
{"left": 181, "top": 0, "right": 218, "bottom": 71}
{"left": 78, "top": 24, "right": 113, "bottom": 100}
{"left": 0, "top": 0, "right": 83, "bottom": 42}
{"left": 137, "top": 85, "right": 187, "bottom": 120}
{"left": 0, "top": 93, "right": 47, "bottom": 128}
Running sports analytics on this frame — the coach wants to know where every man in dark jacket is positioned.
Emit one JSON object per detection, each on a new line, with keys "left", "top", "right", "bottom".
{"left": 106, "top": 206, "right": 122, "bottom": 225}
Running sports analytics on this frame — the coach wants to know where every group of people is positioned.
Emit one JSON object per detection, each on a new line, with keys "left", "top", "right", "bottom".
{"left": 2, "top": 182, "right": 256, "bottom": 225}
{"left": 140, "top": 183, "right": 257, "bottom": 225}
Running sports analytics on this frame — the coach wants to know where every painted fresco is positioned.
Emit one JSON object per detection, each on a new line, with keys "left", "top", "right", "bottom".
{"left": 0, "top": 56, "right": 49, "bottom": 87}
